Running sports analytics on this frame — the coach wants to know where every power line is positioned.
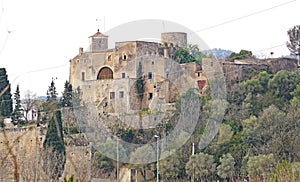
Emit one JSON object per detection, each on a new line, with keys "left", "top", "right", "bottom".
{"left": 193, "top": 0, "right": 296, "bottom": 33}
{"left": 0, "top": 32, "right": 10, "bottom": 58}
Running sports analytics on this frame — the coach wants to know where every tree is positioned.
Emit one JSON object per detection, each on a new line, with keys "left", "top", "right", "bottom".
{"left": 217, "top": 153, "right": 235, "bottom": 179}
{"left": 173, "top": 44, "right": 205, "bottom": 64}
{"left": 268, "top": 70, "right": 300, "bottom": 108}
{"left": 287, "top": 25, "right": 300, "bottom": 56}
{"left": 12, "top": 85, "right": 23, "bottom": 124}
{"left": 246, "top": 154, "right": 275, "bottom": 181}
{"left": 42, "top": 110, "right": 66, "bottom": 180}
{"left": 136, "top": 62, "right": 144, "bottom": 101}
{"left": 23, "top": 90, "right": 38, "bottom": 122}
{"left": 47, "top": 78, "right": 58, "bottom": 101}
{"left": 217, "top": 124, "right": 233, "bottom": 144}
{"left": 269, "top": 160, "right": 300, "bottom": 182}
{"left": 43, "top": 78, "right": 59, "bottom": 115}
{"left": 185, "top": 152, "right": 216, "bottom": 181}
{"left": 0, "top": 68, "right": 13, "bottom": 117}
{"left": 227, "top": 49, "right": 254, "bottom": 61}
{"left": 60, "top": 81, "right": 73, "bottom": 107}
{"left": 159, "top": 152, "right": 184, "bottom": 180}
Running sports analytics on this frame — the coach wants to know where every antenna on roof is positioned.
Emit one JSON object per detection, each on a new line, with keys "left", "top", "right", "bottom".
{"left": 96, "top": 17, "right": 106, "bottom": 33}
{"left": 96, "top": 18, "right": 101, "bottom": 32}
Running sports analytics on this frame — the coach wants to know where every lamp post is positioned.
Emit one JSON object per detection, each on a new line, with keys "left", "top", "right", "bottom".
{"left": 117, "top": 135, "right": 119, "bottom": 182}
{"left": 154, "top": 135, "right": 159, "bottom": 182}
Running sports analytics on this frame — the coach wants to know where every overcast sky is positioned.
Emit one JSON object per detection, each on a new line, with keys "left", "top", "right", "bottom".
{"left": 0, "top": 0, "right": 299, "bottom": 97}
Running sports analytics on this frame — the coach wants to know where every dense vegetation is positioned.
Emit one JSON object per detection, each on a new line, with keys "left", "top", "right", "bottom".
{"left": 155, "top": 69, "right": 300, "bottom": 181}
{"left": 96, "top": 69, "right": 300, "bottom": 181}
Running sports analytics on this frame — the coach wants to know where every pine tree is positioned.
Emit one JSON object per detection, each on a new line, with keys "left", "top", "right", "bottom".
{"left": 47, "top": 78, "right": 58, "bottom": 101}
{"left": 12, "top": 85, "right": 23, "bottom": 124}
{"left": 60, "top": 81, "right": 73, "bottom": 107}
{"left": 0, "top": 68, "right": 13, "bottom": 117}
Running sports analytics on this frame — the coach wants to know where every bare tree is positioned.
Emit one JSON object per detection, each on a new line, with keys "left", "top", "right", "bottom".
{"left": 287, "top": 25, "right": 300, "bottom": 56}
{"left": 22, "top": 90, "right": 38, "bottom": 122}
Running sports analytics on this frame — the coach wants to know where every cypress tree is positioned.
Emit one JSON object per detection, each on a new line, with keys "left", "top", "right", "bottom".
{"left": 12, "top": 85, "right": 23, "bottom": 124}
{"left": 0, "top": 68, "right": 13, "bottom": 117}
{"left": 60, "top": 81, "right": 73, "bottom": 107}
{"left": 47, "top": 78, "right": 58, "bottom": 101}
{"left": 136, "top": 62, "right": 144, "bottom": 101}
{"left": 42, "top": 110, "right": 66, "bottom": 180}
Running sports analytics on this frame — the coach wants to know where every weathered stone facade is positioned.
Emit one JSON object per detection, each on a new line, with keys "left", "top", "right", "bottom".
{"left": 69, "top": 31, "right": 206, "bottom": 114}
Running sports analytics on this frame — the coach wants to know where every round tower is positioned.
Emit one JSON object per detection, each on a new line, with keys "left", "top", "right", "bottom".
{"left": 161, "top": 32, "right": 187, "bottom": 48}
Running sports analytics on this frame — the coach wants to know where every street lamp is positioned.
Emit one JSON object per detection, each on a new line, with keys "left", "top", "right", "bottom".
{"left": 154, "top": 135, "right": 159, "bottom": 182}
{"left": 117, "top": 135, "right": 119, "bottom": 182}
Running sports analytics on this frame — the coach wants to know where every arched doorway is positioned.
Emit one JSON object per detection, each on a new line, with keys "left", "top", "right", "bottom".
{"left": 97, "top": 67, "right": 113, "bottom": 79}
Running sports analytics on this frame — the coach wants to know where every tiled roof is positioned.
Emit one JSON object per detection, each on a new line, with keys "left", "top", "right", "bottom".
{"left": 89, "top": 29, "right": 108, "bottom": 38}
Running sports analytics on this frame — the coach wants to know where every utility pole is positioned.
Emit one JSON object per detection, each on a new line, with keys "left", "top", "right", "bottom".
{"left": 154, "top": 135, "right": 159, "bottom": 182}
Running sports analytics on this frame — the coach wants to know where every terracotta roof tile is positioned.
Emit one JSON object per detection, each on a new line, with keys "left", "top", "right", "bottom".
{"left": 89, "top": 30, "right": 108, "bottom": 38}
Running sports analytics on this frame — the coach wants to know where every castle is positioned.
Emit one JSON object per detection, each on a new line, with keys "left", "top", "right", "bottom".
{"left": 69, "top": 30, "right": 207, "bottom": 114}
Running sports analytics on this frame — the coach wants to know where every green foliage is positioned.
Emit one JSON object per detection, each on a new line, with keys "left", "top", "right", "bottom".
{"left": 217, "top": 124, "right": 233, "bottom": 144}
{"left": 136, "top": 62, "right": 144, "bottom": 101}
{"left": 63, "top": 126, "right": 79, "bottom": 134}
{"left": 64, "top": 175, "right": 78, "bottom": 182}
{"left": 227, "top": 49, "right": 254, "bottom": 60}
{"left": 12, "top": 85, "right": 23, "bottom": 124}
{"left": 92, "top": 151, "right": 114, "bottom": 173}
{"left": 269, "top": 160, "right": 300, "bottom": 182}
{"left": 47, "top": 78, "right": 58, "bottom": 101}
{"left": 173, "top": 44, "right": 206, "bottom": 64}
{"left": 43, "top": 110, "right": 65, "bottom": 152}
{"left": 159, "top": 152, "right": 185, "bottom": 180}
{"left": 246, "top": 154, "right": 275, "bottom": 181}
{"left": 217, "top": 153, "right": 235, "bottom": 179}
{"left": 287, "top": 25, "right": 300, "bottom": 56}
{"left": 0, "top": 68, "right": 13, "bottom": 117}
{"left": 60, "top": 81, "right": 73, "bottom": 107}
{"left": 268, "top": 70, "right": 300, "bottom": 108}
{"left": 185, "top": 152, "right": 216, "bottom": 181}
{"left": 42, "top": 110, "right": 66, "bottom": 180}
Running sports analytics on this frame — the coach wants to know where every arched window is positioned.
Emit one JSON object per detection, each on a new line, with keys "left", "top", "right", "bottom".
{"left": 97, "top": 67, "right": 113, "bottom": 79}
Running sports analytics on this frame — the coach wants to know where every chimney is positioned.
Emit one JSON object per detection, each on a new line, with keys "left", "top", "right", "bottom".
{"left": 79, "top": 47, "right": 84, "bottom": 56}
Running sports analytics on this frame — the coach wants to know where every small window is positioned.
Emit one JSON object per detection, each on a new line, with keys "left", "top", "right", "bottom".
{"left": 119, "top": 91, "right": 124, "bottom": 98}
{"left": 211, "top": 62, "right": 213, "bottom": 67}
{"left": 121, "top": 73, "right": 126, "bottom": 78}
{"left": 123, "top": 54, "right": 127, "bottom": 60}
{"left": 81, "top": 72, "right": 85, "bottom": 81}
{"left": 148, "top": 93, "right": 153, "bottom": 100}
{"left": 152, "top": 61, "right": 154, "bottom": 65}
{"left": 110, "top": 92, "right": 115, "bottom": 99}
{"left": 198, "top": 72, "right": 200, "bottom": 77}
{"left": 148, "top": 72, "right": 153, "bottom": 79}
{"left": 108, "top": 55, "right": 112, "bottom": 61}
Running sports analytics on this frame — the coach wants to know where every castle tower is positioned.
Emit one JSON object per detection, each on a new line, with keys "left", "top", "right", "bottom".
{"left": 89, "top": 29, "right": 108, "bottom": 52}
{"left": 161, "top": 32, "right": 187, "bottom": 48}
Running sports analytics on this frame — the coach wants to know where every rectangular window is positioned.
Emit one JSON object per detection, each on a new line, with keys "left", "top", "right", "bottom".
{"left": 148, "top": 72, "right": 153, "bottom": 79}
{"left": 110, "top": 92, "right": 115, "bottom": 99}
{"left": 121, "top": 73, "right": 126, "bottom": 78}
{"left": 119, "top": 91, "right": 124, "bottom": 98}
{"left": 81, "top": 72, "right": 85, "bottom": 81}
